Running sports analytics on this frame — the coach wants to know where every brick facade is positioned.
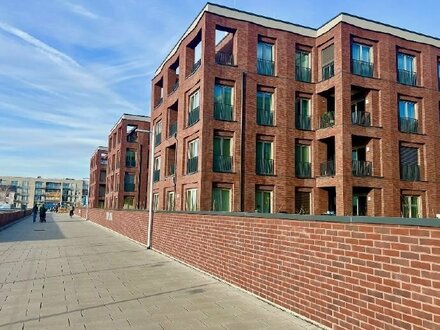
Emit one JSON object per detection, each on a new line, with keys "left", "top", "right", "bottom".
{"left": 88, "top": 146, "right": 107, "bottom": 208}
{"left": 151, "top": 4, "right": 440, "bottom": 217}
{"left": 104, "top": 114, "right": 151, "bottom": 210}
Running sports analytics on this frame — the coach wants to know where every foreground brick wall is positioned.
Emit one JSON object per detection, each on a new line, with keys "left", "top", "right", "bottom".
{"left": 75, "top": 208, "right": 147, "bottom": 245}
{"left": 0, "top": 210, "right": 32, "bottom": 228}
{"left": 153, "top": 212, "right": 440, "bottom": 330}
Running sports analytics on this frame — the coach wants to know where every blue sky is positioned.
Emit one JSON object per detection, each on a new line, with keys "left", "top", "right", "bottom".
{"left": 0, "top": 0, "right": 439, "bottom": 179}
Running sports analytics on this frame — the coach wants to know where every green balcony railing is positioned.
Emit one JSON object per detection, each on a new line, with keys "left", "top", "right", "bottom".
{"left": 319, "top": 111, "right": 335, "bottom": 129}
{"left": 257, "top": 110, "right": 274, "bottom": 126}
{"left": 320, "top": 160, "right": 335, "bottom": 176}
{"left": 213, "top": 155, "right": 233, "bottom": 172}
{"left": 352, "top": 160, "right": 372, "bottom": 177}
{"left": 296, "top": 161, "right": 311, "bottom": 178}
{"left": 399, "top": 117, "right": 419, "bottom": 134}
{"left": 296, "top": 66, "right": 311, "bottom": 82}
{"left": 187, "top": 106, "right": 200, "bottom": 127}
{"left": 352, "top": 111, "right": 371, "bottom": 127}
{"left": 400, "top": 164, "right": 420, "bottom": 181}
{"left": 257, "top": 58, "right": 274, "bottom": 76}
{"left": 214, "top": 102, "right": 233, "bottom": 121}
{"left": 352, "top": 59, "right": 374, "bottom": 77}
{"left": 215, "top": 51, "right": 234, "bottom": 66}
{"left": 398, "top": 69, "right": 417, "bottom": 86}
{"left": 256, "top": 159, "right": 274, "bottom": 175}
{"left": 187, "top": 156, "right": 198, "bottom": 174}
{"left": 124, "top": 183, "right": 135, "bottom": 192}
{"left": 296, "top": 115, "right": 311, "bottom": 130}
{"left": 153, "top": 170, "right": 160, "bottom": 182}
{"left": 168, "top": 122, "right": 177, "bottom": 138}
{"left": 322, "top": 62, "right": 334, "bottom": 80}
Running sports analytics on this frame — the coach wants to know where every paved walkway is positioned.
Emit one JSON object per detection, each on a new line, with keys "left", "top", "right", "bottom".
{"left": 0, "top": 213, "right": 321, "bottom": 330}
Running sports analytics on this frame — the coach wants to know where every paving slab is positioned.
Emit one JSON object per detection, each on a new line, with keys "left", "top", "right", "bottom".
{"left": 0, "top": 212, "right": 322, "bottom": 329}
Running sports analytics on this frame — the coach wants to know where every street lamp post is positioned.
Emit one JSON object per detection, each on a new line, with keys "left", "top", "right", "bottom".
{"left": 82, "top": 178, "right": 90, "bottom": 220}
{"left": 136, "top": 126, "right": 154, "bottom": 248}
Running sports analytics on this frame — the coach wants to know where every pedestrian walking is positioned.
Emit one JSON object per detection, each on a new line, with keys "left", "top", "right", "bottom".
{"left": 69, "top": 205, "right": 75, "bottom": 218}
{"left": 32, "top": 204, "right": 38, "bottom": 222}
{"left": 39, "top": 204, "right": 47, "bottom": 223}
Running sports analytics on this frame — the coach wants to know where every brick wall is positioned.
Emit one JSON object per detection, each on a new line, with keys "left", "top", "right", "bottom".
{"left": 75, "top": 208, "right": 147, "bottom": 245}
{"left": 152, "top": 212, "right": 440, "bottom": 330}
{"left": 0, "top": 210, "right": 32, "bottom": 228}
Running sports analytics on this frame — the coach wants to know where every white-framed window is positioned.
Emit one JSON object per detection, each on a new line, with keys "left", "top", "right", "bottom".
{"left": 152, "top": 193, "right": 159, "bottom": 211}
{"left": 212, "top": 187, "right": 231, "bottom": 211}
{"left": 255, "top": 189, "right": 272, "bottom": 213}
{"left": 185, "top": 188, "right": 198, "bottom": 211}
{"left": 401, "top": 195, "right": 420, "bottom": 218}
{"left": 166, "top": 191, "right": 175, "bottom": 211}
{"left": 189, "top": 90, "right": 200, "bottom": 112}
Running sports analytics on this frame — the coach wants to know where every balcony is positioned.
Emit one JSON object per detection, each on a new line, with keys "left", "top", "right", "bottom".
{"left": 153, "top": 170, "right": 160, "bottom": 182}
{"left": 168, "top": 122, "right": 177, "bottom": 138}
{"left": 319, "top": 111, "right": 335, "bottom": 129}
{"left": 155, "top": 97, "right": 163, "bottom": 107}
{"left": 352, "top": 59, "right": 373, "bottom": 77}
{"left": 399, "top": 117, "right": 420, "bottom": 134}
{"left": 256, "top": 159, "right": 274, "bottom": 175}
{"left": 296, "top": 115, "right": 311, "bottom": 130}
{"left": 125, "top": 158, "right": 136, "bottom": 168}
{"left": 187, "top": 106, "right": 200, "bottom": 127}
{"left": 214, "top": 102, "right": 233, "bottom": 121}
{"left": 169, "top": 163, "right": 176, "bottom": 176}
{"left": 322, "top": 62, "right": 334, "bottom": 80}
{"left": 296, "top": 161, "right": 311, "bottom": 178}
{"left": 352, "top": 160, "right": 372, "bottom": 177}
{"left": 352, "top": 111, "right": 371, "bottom": 127}
{"left": 154, "top": 133, "right": 161, "bottom": 147}
{"left": 213, "top": 155, "right": 233, "bottom": 173}
{"left": 257, "top": 110, "right": 274, "bottom": 126}
{"left": 398, "top": 69, "right": 417, "bottom": 86}
{"left": 320, "top": 160, "right": 335, "bottom": 176}
{"left": 215, "top": 51, "right": 234, "bottom": 66}
{"left": 187, "top": 156, "right": 198, "bottom": 174}
{"left": 124, "top": 183, "right": 135, "bottom": 192}
{"left": 401, "top": 164, "right": 420, "bottom": 181}
{"left": 191, "top": 59, "right": 201, "bottom": 75}
{"left": 171, "top": 80, "right": 179, "bottom": 93}
{"left": 296, "top": 66, "right": 311, "bottom": 83}
{"left": 257, "top": 58, "right": 274, "bottom": 76}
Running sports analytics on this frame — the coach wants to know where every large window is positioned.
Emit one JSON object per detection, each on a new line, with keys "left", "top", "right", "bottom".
{"left": 213, "top": 136, "right": 232, "bottom": 172}
{"left": 123, "top": 196, "right": 134, "bottom": 209}
{"left": 400, "top": 146, "right": 420, "bottom": 181}
{"left": 257, "top": 41, "right": 274, "bottom": 75}
{"left": 296, "top": 51, "right": 311, "bottom": 82}
{"left": 295, "top": 98, "right": 311, "bottom": 130}
{"left": 153, "top": 157, "right": 160, "bottom": 182}
{"left": 295, "top": 144, "right": 311, "bottom": 178}
{"left": 257, "top": 91, "right": 274, "bottom": 126}
{"left": 351, "top": 43, "right": 373, "bottom": 77}
{"left": 188, "top": 90, "right": 200, "bottom": 126}
{"left": 125, "top": 149, "right": 136, "bottom": 168}
{"left": 166, "top": 191, "right": 175, "bottom": 211}
{"left": 124, "top": 173, "right": 135, "bottom": 192}
{"left": 152, "top": 193, "right": 159, "bottom": 211}
{"left": 214, "top": 84, "right": 233, "bottom": 121}
{"left": 321, "top": 44, "right": 334, "bottom": 80}
{"left": 154, "top": 121, "right": 162, "bottom": 146}
{"left": 255, "top": 189, "right": 272, "bottom": 213}
{"left": 295, "top": 190, "right": 311, "bottom": 214}
{"left": 397, "top": 53, "right": 416, "bottom": 86}
{"left": 185, "top": 188, "right": 198, "bottom": 211}
{"left": 212, "top": 187, "right": 231, "bottom": 211}
{"left": 256, "top": 140, "right": 273, "bottom": 175}
{"left": 187, "top": 138, "right": 199, "bottom": 174}
{"left": 399, "top": 100, "right": 419, "bottom": 133}
{"left": 401, "top": 195, "right": 420, "bottom": 218}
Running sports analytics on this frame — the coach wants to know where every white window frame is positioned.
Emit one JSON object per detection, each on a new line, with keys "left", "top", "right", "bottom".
{"left": 185, "top": 188, "right": 198, "bottom": 211}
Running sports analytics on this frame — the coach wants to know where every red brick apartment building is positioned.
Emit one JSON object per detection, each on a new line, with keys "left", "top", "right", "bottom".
{"left": 151, "top": 3, "right": 440, "bottom": 217}
{"left": 88, "top": 146, "right": 108, "bottom": 208}
{"left": 104, "top": 114, "right": 151, "bottom": 210}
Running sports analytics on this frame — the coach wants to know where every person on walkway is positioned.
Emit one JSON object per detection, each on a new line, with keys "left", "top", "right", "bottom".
{"left": 69, "top": 205, "right": 75, "bottom": 218}
{"left": 32, "top": 204, "right": 38, "bottom": 223}
{"left": 39, "top": 204, "right": 47, "bottom": 223}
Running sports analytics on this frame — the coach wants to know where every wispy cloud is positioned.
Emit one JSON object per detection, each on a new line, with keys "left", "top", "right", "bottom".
{"left": 62, "top": 1, "right": 100, "bottom": 20}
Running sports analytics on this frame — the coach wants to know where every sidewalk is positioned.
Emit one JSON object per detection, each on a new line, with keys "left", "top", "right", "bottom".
{"left": 0, "top": 213, "right": 321, "bottom": 329}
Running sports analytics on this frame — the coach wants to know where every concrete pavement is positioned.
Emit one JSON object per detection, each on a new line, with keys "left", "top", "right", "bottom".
{"left": 0, "top": 212, "right": 321, "bottom": 329}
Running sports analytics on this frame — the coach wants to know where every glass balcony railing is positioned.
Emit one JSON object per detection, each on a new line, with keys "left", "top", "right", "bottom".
{"left": 213, "top": 155, "right": 233, "bottom": 172}
{"left": 215, "top": 51, "right": 234, "bottom": 66}
{"left": 257, "top": 58, "right": 275, "bottom": 76}
{"left": 256, "top": 159, "right": 274, "bottom": 175}
{"left": 171, "top": 80, "right": 179, "bottom": 93}
{"left": 257, "top": 110, "right": 274, "bottom": 126}
{"left": 399, "top": 117, "right": 419, "bottom": 134}
{"left": 296, "top": 115, "right": 311, "bottom": 130}
{"left": 398, "top": 69, "right": 417, "bottom": 86}
{"left": 296, "top": 66, "right": 311, "bottom": 82}
{"left": 168, "top": 122, "right": 177, "bottom": 138}
{"left": 191, "top": 59, "right": 201, "bottom": 75}
{"left": 296, "top": 161, "right": 311, "bottom": 178}
{"left": 322, "top": 62, "right": 334, "bottom": 80}
{"left": 153, "top": 170, "right": 160, "bottom": 182}
{"left": 187, "top": 106, "right": 200, "bottom": 127}
{"left": 352, "top": 160, "right": 372, "bottom": 177}
{"left": 187, "top": 156, "right": 198, "bottom": 174}
{"left": 214, "top": 102, "right": 233, "bottom": 121}
{"left": 319, "top": 111, "right": 335, "bottom": 129}
{"left": 352, "top": 59, "right": 374, "bottom": 77}
{"left": 352, "top": 111, "right": 371, "bottom": 127}
{"left": 156, "top": 97, "right": 163, "bottom": 107}
{"left": 320, "top": 160, "right": 335, "bottom": 176}
{"left": 124, "top": 183, "right": 135, "bottom": 192}
{"left": 401, "top": 164, "right": 420, "bottom": 181}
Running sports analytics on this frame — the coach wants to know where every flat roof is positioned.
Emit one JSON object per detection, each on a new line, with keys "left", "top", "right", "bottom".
{"left": 109, "top": 113, "right": 151, "bottom": 134}
{"left": 154, "top": 2, "right": 440, "bottom": 77}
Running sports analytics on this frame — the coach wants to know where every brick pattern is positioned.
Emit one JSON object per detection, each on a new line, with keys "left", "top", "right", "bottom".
{"left": 0, "top": 210, "right": 32, "bottom": 228}
{"left": 88, "top": 147, "right": 107, "bottom": 208}
{"left": 75, "top": 208, "right": 147, "bottom": 245}
{"left": 153, "top": 212, "right": 440, "bottom": 330}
